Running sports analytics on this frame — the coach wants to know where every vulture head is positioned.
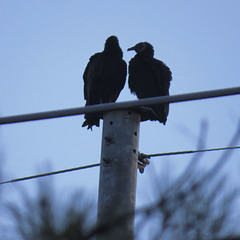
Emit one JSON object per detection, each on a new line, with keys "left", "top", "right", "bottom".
{"left": 128, "top": 42, "right": 154, "bottom": 57}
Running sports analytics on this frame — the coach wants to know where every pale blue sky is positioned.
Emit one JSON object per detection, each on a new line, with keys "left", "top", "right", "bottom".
{"left": 1, "top": 0, "right": 240, "bottom": 237}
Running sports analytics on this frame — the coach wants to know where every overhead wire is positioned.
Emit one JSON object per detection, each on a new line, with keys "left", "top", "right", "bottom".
{"left": 140, "top": 146, "right": 240, "bottom": 159}
{"left": 0, "top": 163, "right": 100, "bottom": 185}
{"left": 0, "top": 145, "right": 239, "bottom": 185}
{"left": 0, "top": 86, "right": 240, "bottom": 125}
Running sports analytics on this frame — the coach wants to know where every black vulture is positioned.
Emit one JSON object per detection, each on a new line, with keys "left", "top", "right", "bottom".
{"left": 82, "top": 36, "right": 127, "bottom": 130}
{"left": 128, "top": 42, "right": 172, "bottom": 125}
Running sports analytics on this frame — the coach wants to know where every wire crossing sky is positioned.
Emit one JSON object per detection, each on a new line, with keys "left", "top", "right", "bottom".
{"left": 1, "top": 86, "right": 240, "bottom": 125}
{"left": 1, "top": 145, "right": 239, "bottom": 185}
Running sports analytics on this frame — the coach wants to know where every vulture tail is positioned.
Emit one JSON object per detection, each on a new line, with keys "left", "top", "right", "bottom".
{"left": 150, "top": 105, "right": 168, "bottom": 125}
{"left": 82, "top": 114, "right": 100, "bottom": 130}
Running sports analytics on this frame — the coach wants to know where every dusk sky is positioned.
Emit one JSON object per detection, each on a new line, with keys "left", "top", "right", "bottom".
{"left": 1, "top": 1, "right": 240, "bottom": 238}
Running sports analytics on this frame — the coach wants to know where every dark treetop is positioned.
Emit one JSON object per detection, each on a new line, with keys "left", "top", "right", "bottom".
{"left": 128, "top": 42, "right": 172, "bottom": 125}
{"left": 82, "top": 36, "right": 127, "bottom": 130}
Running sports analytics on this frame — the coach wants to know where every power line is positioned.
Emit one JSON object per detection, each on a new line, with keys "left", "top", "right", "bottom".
{"left": 1, "top": 145, "right": 239, "bottom": 185}
{"left": 140, "top": 146, "right": 240, "bottom": 159}
{"left": 0, "top": 163, "right": 100, "bottom": 185}
{"left": 0, "top": 86, "right": 240, "bottom": 125}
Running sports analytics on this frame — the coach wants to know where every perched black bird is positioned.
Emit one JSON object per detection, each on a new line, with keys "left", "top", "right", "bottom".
{"left": 82, "top": 36, "right": 127, "bottom": 130}
{"left": 128, "top": 42, "right": 172, "bottom": 125}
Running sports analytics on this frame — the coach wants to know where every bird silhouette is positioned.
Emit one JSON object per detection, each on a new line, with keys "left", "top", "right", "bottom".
{"left": 128, "top": 42, "right": 172, "bottom": 124}
{"left": 82, "top": 36, "right": 127, "bottom": 130}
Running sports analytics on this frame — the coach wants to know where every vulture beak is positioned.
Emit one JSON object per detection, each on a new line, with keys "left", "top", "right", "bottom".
{"left": 127, "top": 42, "right": 146, "bottom": 53}
{"left": 127, "top": 46, "right": 136, "bottom": 51}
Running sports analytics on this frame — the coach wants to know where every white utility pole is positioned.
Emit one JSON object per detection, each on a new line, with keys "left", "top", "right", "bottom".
{"left": 96, "top": 110, "right": 140, "bottom": 240}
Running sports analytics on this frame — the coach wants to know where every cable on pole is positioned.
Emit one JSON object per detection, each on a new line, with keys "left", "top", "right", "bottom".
{"left": 0, "top": 163, "right": 100, "bottom": 185}
{"left": 0, "top": 86, "right": 240, "bottom": 125}
{"left": 138, "top": 146, "right": 240, "bottom": 161}
{"left": 139, "top": 146, "right": 240, "bottom": 159}
{"left": 1, "top": 145, "right": 239, "bottom": 185}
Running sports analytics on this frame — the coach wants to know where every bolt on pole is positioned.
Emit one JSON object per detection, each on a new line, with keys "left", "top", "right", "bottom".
{"left": 96, "top": 110, "right": 140, "bottom": 240}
